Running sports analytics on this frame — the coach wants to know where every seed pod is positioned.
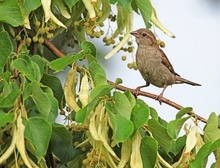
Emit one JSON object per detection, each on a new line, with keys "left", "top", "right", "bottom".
{"left": 64, "top": 66, "right": 81, "bottom": 112}
{"left": 79, "top": 73, "right": 89, "bottom": 107}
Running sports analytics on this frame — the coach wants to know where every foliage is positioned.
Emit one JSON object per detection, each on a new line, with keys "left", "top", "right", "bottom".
{"left": 0, "top": 0, "right": 219, "bottom": 168}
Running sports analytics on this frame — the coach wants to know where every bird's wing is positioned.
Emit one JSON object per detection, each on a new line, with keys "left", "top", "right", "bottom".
{"left": 158, "top": 47, "right": 180, "bottom": 76}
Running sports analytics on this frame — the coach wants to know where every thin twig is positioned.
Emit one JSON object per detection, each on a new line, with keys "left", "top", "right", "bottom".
{"left": 42, "top": 38, "right": 208, "bottom": 125}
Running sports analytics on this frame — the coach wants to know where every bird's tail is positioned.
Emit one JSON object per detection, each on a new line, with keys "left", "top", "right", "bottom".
{"left": 175, "top": 76, "right": 201, "bottom": 86}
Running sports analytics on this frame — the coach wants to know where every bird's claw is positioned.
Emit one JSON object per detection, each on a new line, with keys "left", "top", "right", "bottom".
{"left": 155, "top": 94, "right": 163, "bottom": 105}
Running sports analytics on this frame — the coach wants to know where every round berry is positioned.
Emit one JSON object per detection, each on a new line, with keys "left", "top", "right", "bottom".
{"left": 160, "top": 41, "right": 166, "bottom": 48}
{"left": 103, "top": 37, "right": 108, "bottom": 42}
{"left": 38, "top": 37, "right": 44, "bottom": 44}
{"left": 106, "top": 39, "right": 111, "bottom": 45}
{"left": 39, "top": 28, "right": 46, "bottom": 35}
{"left": 84, "top": 22, "right": 90, "bottom": 27}
{"left": 99, "top": 22, "right": 104, "bottom": 27}
{"left": 127, "top": 41, "right": 132, "bottom": 45}
{"left": 74, "top": 21, "right": 80, "bottom": 27}
{"left": 16, "top": 35, "right": 21, "bottom": 41}
{"left": 127, "top": 63, "right": 132, "bottom": 69}
{"left": 100, "top": 30, "right": 104, "bottom": 35}
{"left": 95, "top": 31, "right": 101, "bottom": 38}
{"left": 26, "top": 37, "right": 32, "bottom": 44}
{"left": 34, "top": 21, "right": 41, "bottom": 27}
{"left": 47, "top": 33, "right": 54, "bottom": 39}
{"left": 32, "top": 36, "right": 38, "bottom": 42}
{"left": 128, "top": 47, "right": 134, "bottom": 53}
{"left": 121, "top": 55, "right": 127, "bottom": 61}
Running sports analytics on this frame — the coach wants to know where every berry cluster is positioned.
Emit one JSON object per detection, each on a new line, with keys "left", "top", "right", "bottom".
{"left": 15, "top": 19, "right": 57, "bottom": 46}
{"left": 82, "top": 150, "right": 107, "bottom": 168}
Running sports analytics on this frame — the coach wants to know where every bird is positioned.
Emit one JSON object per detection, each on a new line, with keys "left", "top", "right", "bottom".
{"left": 130, "top": 28, "right": 201, "bottom": 104}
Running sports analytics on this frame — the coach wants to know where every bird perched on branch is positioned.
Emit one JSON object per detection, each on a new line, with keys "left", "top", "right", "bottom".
{"left": 130, "top": 28, "right": 201, "bottom": 104}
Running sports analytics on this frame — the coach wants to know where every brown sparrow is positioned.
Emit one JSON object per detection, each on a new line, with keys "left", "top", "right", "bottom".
{"left": 130, "top": 28, "right": 201, "bottom": 104}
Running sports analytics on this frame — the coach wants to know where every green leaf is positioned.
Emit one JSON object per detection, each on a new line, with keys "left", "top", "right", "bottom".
{"left": 141, "top": 136, "right": 158, "bottom": 168}
{"left": 46, "top": 93, "right": 58, "bottom": 123}
{"left": 112, "top": 91, "right": 132, "bottom": 119}
{"left": 81, "top": 41, "right": 97, "bottom": 57}
{"left": 134, "top": 0, "right": 152, "bottom": 27}
{"left": 148, "top": 119, "right": 174, "bottom": 153}
{"left": 0, "top": 0, "right": 24, "bottom": 26}
{"left": 107, "top": 112, "right": 134, "bottom": 143}
{"left": 24, "top": 117, "right": 52, "bottom": 161}
{"left": 41, "top": 73, "right": 64, "bottom": 107}
{"left": 64, "top": 0, "right": 79, "bottom": 11}
{"left": 30, "top": 55, "right": 45, "bottom": 78}
{"left": 24, "top": 81, "right": 51, "bottom": 118}
{"left": 131, "top": 99, "right": 150, "bottom": 130}
{"left": 112, "top": 4, "right": 129, "bottom": 39}
{"left": 109, "top": 0, "right": 118, "bottom": 4}
{"left": 176, "top": 107, "right": 192, "bottom": 119}
{"left": 89, "top": 84, "right": 112, "bottom": 101}
{"left": 76, "top": 85, "right": 113, "bottom": 123}
{"left": 149, "top": 107, "right": 158, "bottom": 120}
{"left": 51, "top": 123, "right": 82, "bottom": 163}
{"left": 0, "top": 31, "right": 13, "bottom": 70}
{"left": 23, "top": 0, "right": 41, "bottom": 14}
{"left": 190, "top": 139, "right": 220, "bottom": 168}
{"left": 0, "top": 80, "right": 20, "bottom": 108}
{"left": 124, "top": 90, "right": 136, "bottom": 108}
{"left": 89, "top": 61, "right": 107, "bottom": 86}
{"left": 0, "top": 111, "right": 14, "bottom": 127}
{"left": 118, "top": 0, "right": 132, "bottom": 9}
{"left": 204, "top": 112, "right": 220, "bottom": 143}
{"left": 13, "top": 57, "right": 42, "bottom": 81}
{"left": 170, "top": 135, "right": 186, "bottom": 156}
{"left": 167, "top": 116, "right": 190, "bottom": 139}
{"left": 48, "top": 53, "right": 84, "bottom": 72}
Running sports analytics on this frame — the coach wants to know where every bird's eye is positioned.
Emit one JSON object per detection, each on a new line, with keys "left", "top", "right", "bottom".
{"left": 142, "top": 33, "right": 147, "bottom": 37}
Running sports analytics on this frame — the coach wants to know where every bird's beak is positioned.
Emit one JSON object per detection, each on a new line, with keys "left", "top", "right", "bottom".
{"left": 130, "top": 31, "right": 138, "bottom": 37}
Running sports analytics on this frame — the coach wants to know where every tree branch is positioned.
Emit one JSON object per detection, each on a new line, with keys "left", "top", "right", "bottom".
{"left": 42, "top": 38, "right": 208, "bottom": 125}
{"left": 107, "top": 80, "right": 207, "bottom": 124}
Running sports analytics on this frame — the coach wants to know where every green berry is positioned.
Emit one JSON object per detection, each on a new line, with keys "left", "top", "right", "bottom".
{"left": 34, "top": 21, "right": 41, "bottom": 27}
{"left": 84, "top": 22, "right": 90, "bottom": 27}
{"left": 95, "top": 31, "right": 101, "bottom": 38}
{"left": 127, "top": 41, "right": 132, "bottom": 45}
{"left": 111, "top": 39, "right": 115, "bottom": 44}
{"left": 39, "top": 28, "right": 46, "bottom": 35}
{"left": 90, "top": 33, "right": 95, "bottom": 38}
{"left": 133, "top": 62, "right": 138, "bottom": 70}
{"left": 160, "top": 41, "right": 166, "bottom": 48}
{"left": 74, "top": 21, "right": 80, "bottom": 27}
{"left": 103, "top": 37, "right": 108, "bottom": 42}
{"left": 16, "top": 35, "right": 21, "bottom": 41}
{"left": 32, "top": 36, "right": 38, "bottom": 42}
{"left": 127, "top": 63, "right": 132, "bottom": 69}
{"left": 119, "top": 36, "right": 123, "bottom": 41}
{"left": 86, "top": 29, "right": 93, "bottom": 35}
{"left": 47, "top": 33, "right": 54, "bottom": 39}
{"left": 38, "top": 37, "right": 44, "bottom": 44}
{"left": 99, "top": 22, "right": 104, "bottom": 27}
{"left": 128, "top": 46, "right": 134, "bottom": 53}
{"left": 121, "top": 55, "right": 127, "bottom": 61}
{"left": 100, "top": 30, "right": 104, "bottom": 35}
{"left": 26, "top": 37, "right": 32, "bottom": 44}
{"left": 44, "top": 26, "right": 50, "bottom": 32}
{"left": 106, "top": 39, "right": 111, "bottom": 45}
